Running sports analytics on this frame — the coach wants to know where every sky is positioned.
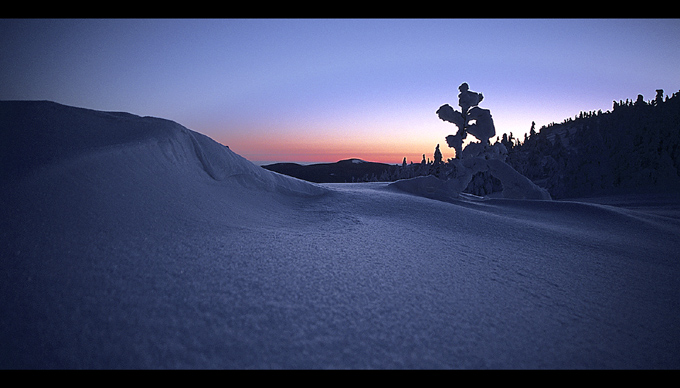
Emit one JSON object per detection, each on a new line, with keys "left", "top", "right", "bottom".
{"left": 2, "top": 18, "right": 680, "bottom": 164}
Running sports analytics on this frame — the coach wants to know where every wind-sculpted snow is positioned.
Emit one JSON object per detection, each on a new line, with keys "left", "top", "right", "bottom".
{"left": 0, "top": 101, "right": 326, "bottom": 197}
{"left": 1, "top": 102, "right": 679, "bottom": 369}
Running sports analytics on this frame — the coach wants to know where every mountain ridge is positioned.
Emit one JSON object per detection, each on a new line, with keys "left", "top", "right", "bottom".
{"left": 262, "top": 158, "right": 394, "bottom": 183}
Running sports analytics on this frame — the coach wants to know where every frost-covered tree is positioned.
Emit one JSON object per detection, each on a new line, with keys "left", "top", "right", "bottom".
{"left": 437, "top": 82, "right": 490, "bottom": 157}
{"left": 429, "top": 82, "right": 551, "bottom": 200}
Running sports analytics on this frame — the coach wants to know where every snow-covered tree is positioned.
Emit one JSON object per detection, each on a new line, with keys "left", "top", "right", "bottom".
{"left": 430, "top": 82, "right": 551, "bottom": 200}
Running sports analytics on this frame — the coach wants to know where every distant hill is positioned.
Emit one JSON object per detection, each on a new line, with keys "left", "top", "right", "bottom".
{"left": 262, "top": 158, "right": 394, "bottom": 183}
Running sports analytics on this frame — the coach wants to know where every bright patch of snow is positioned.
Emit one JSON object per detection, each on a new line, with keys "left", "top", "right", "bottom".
{"left": 1, "top": 101, "right": 679, "bottom": 369}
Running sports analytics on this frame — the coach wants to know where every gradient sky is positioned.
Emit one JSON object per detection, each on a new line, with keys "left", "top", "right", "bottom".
{"left": 2, "top": 18, "right": 680, "bottom": 164}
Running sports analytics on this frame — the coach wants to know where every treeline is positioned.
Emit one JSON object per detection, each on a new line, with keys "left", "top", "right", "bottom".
{"left": 357, "top": 146, "right": 449, "bottom": 183}
{"left": 500, "top": 89, "right": 680, "bottom": 198}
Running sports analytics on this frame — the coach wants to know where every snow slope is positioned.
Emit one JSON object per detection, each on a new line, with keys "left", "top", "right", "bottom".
{"left": 1, "top": 101, "right": 679, "bottom": 369}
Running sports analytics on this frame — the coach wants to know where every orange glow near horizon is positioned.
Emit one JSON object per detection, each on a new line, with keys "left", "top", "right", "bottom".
{"left": 223, "top": 135, "right": 448, "bottom": 165}
{"left": 210, "top": 120, "right": 460, "bottom": 165}
{"left": 202, "top": 77, "right": 655, "bottom": 166}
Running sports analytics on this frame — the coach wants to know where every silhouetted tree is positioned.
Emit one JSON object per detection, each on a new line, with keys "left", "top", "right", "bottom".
{"left": 434, "top": 144, "right": 442, "bottom": 165}
{"left": 656, "top": 89, "right": 664, "bottom": 106}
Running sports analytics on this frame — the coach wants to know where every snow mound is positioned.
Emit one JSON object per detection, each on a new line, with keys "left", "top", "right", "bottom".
{"left": 389, "top": 157, "right": 551, "bottom": 201}
{"left": 389, "top": 175, "right": 454, "bottom": 201}
{"left": 0, "top": 101, "right": 326, "bottom": 197}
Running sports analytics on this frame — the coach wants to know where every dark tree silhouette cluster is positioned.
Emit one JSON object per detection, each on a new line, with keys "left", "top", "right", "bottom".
{"left": 499, "top": 89, "right": 680, "bottom": 198}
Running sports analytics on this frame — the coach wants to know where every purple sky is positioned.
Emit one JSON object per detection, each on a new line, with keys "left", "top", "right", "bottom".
{"left": 2, "top": 19, "right": 679, "bottom": 164}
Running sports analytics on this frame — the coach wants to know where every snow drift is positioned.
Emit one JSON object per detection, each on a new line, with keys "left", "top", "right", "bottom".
{"left": 0, "top": 101, "right": 326, "bottom": 197}
{"left": 1, "top": 101, "right": 680, "bottom": 369}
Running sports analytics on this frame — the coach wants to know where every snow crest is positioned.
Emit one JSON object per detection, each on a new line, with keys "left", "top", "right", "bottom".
{"left": 0, "top": 101, "right": 326, "bottom": 197}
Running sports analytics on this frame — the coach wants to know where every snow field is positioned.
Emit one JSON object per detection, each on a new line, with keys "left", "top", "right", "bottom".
{"left": 1, "top": 101, "right": 679, "bottom": 369}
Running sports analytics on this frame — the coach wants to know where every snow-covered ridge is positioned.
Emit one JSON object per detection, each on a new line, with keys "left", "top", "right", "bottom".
{"left": 0, "top": 100, "right": 326, "bottom": 197}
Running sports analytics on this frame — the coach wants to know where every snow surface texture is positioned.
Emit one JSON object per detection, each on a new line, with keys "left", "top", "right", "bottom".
{"left": 2, "top": 101, "right": 680, "bottom": 369}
